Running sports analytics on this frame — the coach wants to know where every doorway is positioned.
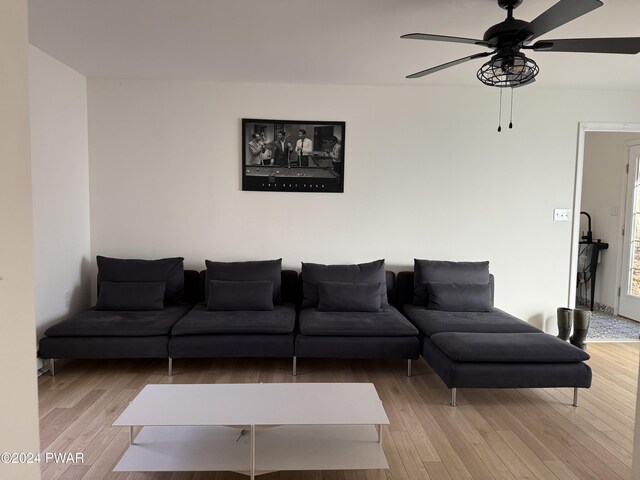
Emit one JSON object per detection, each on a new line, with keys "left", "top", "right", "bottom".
{"left": 619, "top": 144, "right": 640, "bottom": 321}
{"left": 570, "top": 123, "right": 640, "bottom": 313}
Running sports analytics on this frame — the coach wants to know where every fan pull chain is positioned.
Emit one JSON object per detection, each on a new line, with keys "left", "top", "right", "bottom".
{"left": 509, "top": 87, "right": 514, "bottom": 129}
{"left": 497, "top": 88, "right": 503, "bottom": 132}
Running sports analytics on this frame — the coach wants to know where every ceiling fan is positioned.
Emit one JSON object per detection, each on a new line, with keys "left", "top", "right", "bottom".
{"left": 402, "top": 0, "right": 640, "bottom": 88}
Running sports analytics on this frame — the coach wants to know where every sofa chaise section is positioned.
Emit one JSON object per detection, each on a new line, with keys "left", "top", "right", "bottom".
{"left": 424, "top": 332, "right": 592, "bottom": 406}
{"left": 397, "top": 264, "right": 592, "bottom": 406}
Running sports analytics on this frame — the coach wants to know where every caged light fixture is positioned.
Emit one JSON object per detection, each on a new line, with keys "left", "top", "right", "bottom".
{"left": 476, "top": 52, "right": 539, "bottom": 131}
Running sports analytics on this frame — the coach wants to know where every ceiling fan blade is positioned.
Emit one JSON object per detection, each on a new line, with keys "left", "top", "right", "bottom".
{"left": 532, "top": 37, "right": 640, "bottom": 54}
{"left": 521, "top": 0, "right": 603, "bottom": 43}
{"left": 406, "top": 52, "right": 492, "bottom": 79}
{"left": 401, "top": 33, "right": 490, "bottom": 47}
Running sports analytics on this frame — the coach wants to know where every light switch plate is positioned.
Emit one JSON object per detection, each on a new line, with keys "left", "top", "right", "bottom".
{"left": 554, "top": 209, "right": 571, "bottom": 221}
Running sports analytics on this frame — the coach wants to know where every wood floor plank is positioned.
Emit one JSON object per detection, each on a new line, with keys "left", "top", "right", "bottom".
{"left": 343, "top": 471, "right": 368, "bottom": 480}
{"left": 422, "top": 462, "right": 453, "bottom": 480}
{"left": 533, "top": 388, "right": 633, "bottom": 471}
{"left": 168, "top": 473, "right": 194, "bottom": 480}
{"left": 502, "top": 389, "right": 627, "bottom": 480}
{"left": 40, "top": 389, "right": 106, "bottom": 449}
{"left": 380, "top": 430, "right": 412, "bottom": 480}
{"left": 376, "top": 372, "right": 440, "bottom": 460}
{"left": 470, "top": 390, "right": 558, "bottom": 463}
{"left": 388, "top": 431, "right": 431, "bottom": 480}
{"left": 395, "top": 379, "right": 477, "bottom": 480}
{"left": 55, "top": 465, "right": 91, "bottom": 480}
{"left": 124, "top": 473, "right": 150, "bottom": 480}
{"left": 80, "top": 427, "right": 129, "bottom": 480}
{"left": 544, "top": 387, "right": 634, "bottom": 446}
{"left": 364, "top": 469, "right": 386, "bottom": 480}
{"left": 497, "top": 430, "right": 559, "bottom": 480}
{"left": 544, "top": 461, "right": 583, "bottom": 480}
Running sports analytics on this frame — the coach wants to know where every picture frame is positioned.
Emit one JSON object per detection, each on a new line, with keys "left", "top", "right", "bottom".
{"left": 242, "top": 118, "right": 345, "bottom": 193}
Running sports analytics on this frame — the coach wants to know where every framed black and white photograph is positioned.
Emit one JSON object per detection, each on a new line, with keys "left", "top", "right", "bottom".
{"left": 242, "top": 118, "right": 345, "bottom": 193}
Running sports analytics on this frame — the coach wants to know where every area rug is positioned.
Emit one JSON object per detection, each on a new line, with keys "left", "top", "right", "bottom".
{"left": 588, "top": 311, "right": 640, "bottom": 341}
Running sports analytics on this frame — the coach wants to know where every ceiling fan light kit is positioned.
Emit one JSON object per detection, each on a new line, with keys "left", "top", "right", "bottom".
{"left": 401, "top": 0, "right": 640, "bottom": 130}
{"left": 477, "top": 54, "right": 539, "bottom": 87}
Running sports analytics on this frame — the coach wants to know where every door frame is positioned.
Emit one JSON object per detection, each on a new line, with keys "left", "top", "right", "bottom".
{"left": 569, "top": 122, "right": 640, "bottom": 310}
{"left": 618, "top": 142, "right": 640, "bottom": 318}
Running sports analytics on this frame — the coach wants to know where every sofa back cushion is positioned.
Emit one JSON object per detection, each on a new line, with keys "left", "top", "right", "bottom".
{"left": 397, "top": 271, "right": 495, "bottom": 309}
{"left": 97, "top": 256, "right": 185, "bottom": 304}
{"left": 413, "top": 260, "right": 489, "bottom": 306}
{"left": 317, "top": 281, "right": 382, "bottom": 312}
{"left": 205, "top": 259, "right": 282, "bottom": 303}
{"left": 95, "top": 281, "right": 165, "bottom": 311}
{"left": 301, "top": 259, "right": 389, "bottom": 308}
{"left": 427, "top": 282, "right": 493, "bottom": 312}
{"left": 207, "top": 280, "right": 274, "bottom": 311}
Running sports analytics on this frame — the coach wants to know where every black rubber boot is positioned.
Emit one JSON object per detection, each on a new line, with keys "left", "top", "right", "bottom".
{"left": 556, "top": 307, "right": 573, "bottom": 341}
{"left": 570, "top": 309, "right": 591, "bottom": 350}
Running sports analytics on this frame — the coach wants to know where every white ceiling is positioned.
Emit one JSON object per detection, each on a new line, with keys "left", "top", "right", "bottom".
{"left": 28, "top": 0, "right": 640, "bottom": 89}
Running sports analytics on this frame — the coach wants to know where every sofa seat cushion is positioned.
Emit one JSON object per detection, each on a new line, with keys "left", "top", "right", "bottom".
{"left": 430, "top": 332, "right": 590, "bottom": 363}
{"left": 171, "top": 302, "right": 295, "bottom": 335}
{"left": 299, "top": 306, "right": 418, "bottom": 337}
{"left": 404, "top": 305, "right": 541, "bottom": 336}
{"left": 44, "top": 304, "right": 192, "bottom": 337}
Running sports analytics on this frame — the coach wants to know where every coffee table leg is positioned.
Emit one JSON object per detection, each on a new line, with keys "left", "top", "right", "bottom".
{"left": 377, "top": 424, "right": 382, "bottom": 443}
{"left": 129, "top": 426, "right": 134, "bottom": 445}
{"left": 250, "top": 424, "right": 256, "bottom": 479}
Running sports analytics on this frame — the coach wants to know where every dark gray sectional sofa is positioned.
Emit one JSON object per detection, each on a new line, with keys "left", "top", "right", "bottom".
{"left": 38, "top": 256, "right": 592, "bottom": 408}
{"left": 397, "top": 261, "right": 592, "bottom": 406}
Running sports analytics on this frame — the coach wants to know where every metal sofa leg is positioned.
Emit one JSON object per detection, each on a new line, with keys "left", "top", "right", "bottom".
{"left": 292, "top": 356, "right": 297, "bottom": 376}
{"left": 573, "top": 387, "right": 578, "bottom": 407}
{"left": 50, "top": 358, "right": 56, "bottom": 376}
{"left": 168, "top": 357, "right": 173, "bottom": 377}
{"left": 407, "top": 359, "right": 412, "bottom": 377}
{"left": 450, "top": 388, "right": 457, "bottom": 407}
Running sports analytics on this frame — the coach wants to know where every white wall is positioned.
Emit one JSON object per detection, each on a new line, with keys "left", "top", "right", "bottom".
{"left": 87, "top": 79, "right": 640, "bottom": 331}
{"left": 581, "top": 132, "right": 640, "bottom": 312}
{"left": 29, "top": 46, "right": 91, "bottom": 345}
{"left": 0, "top": 0, "right": 41, "bottom": 478}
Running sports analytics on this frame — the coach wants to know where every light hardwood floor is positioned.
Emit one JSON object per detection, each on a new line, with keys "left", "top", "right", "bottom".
{"left": 38, "top": 342, "right": 639, "bottom": 480}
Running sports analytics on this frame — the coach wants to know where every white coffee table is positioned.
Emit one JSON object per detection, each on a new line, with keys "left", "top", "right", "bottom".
{"left": 113, "top": 383, "right": 389, "bottom": 478}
